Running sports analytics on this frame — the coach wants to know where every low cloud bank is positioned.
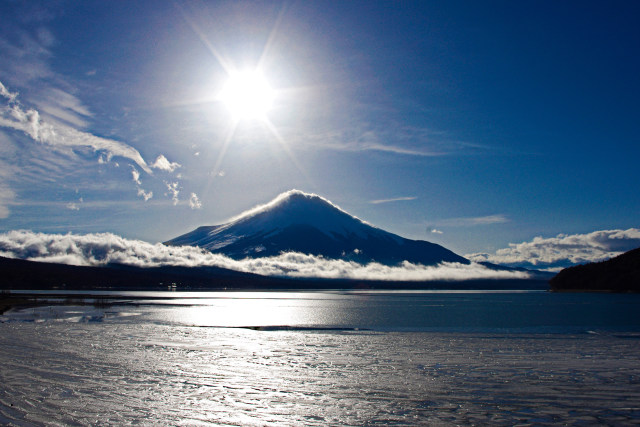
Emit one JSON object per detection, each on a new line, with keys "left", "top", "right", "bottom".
{"left": 467, "top": 228, "right": 640, "bottom": 272}
{"left": 0, "top": 230, "right": 529, "bottom": 281}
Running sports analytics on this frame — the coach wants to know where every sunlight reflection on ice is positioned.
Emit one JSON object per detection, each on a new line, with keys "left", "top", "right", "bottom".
{"left": 150, "top": 294, "right": 351, "bottom": 328}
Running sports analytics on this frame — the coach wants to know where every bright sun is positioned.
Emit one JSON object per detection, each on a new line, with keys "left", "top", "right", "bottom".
{"left": 219, "top": 70, "right": 275, "bottom": 120}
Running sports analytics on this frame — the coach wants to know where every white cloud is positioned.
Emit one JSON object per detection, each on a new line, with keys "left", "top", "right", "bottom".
{"left": 130, "top": 166, "right": 153, "bottom": 201}
{"left": 151, "top": 155, "right": 181, "bottom": 173}
{"left": 189, "top": 193, "right": 202, "bottom": 210}
{"left": 369, "top": 196, "right": 417, "bottom": 204}
{"left": 98, "top": 152, "right": 112, "bottom": 164}
{"left": 136, "top": 188, "right": 153, "bottom": 202}
{"left": 0, "top": 230, "right": 530, "bottom": 281}
{"left": 165, "top": 181, "right": 179, "bottom": 205}
{"left": 130, "top": 167, "right": 141, "bottom": 185}
{"left": 428, "top": 228, "right": 443, "bottom": 235}
{"left": 66, "top": 202, "right": 80, "bottom": 211}
{"left": 466, "top": 228, "right": 640, "bottom": 271}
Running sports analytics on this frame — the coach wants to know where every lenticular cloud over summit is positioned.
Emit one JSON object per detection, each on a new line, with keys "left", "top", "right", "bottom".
{"left": 0, "top": 230, "right": 529, "bottom": 281}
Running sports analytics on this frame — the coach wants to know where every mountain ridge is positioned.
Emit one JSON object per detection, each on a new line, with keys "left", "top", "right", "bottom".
{"left": 166, "top": 190, "right": 468, "bottom": 266}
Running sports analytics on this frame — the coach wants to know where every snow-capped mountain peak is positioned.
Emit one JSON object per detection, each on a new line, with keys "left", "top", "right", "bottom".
{"left": 166, "top": 190, "right": 468, "bottom": 266}
{"left": 221, "top": 190, "right": 372, "bottom": 238}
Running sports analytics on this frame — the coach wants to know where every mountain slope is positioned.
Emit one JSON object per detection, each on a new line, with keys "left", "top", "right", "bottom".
{"left": 550, "top": 247, "right": 640, "bottom": 292}
{"left": 166, "top": 190, "right": 468, "bottom": 266}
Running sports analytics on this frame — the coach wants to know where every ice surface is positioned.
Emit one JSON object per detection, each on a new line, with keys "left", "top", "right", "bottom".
{"left": 1, "top": 299, "right": 640, "bottom": 425}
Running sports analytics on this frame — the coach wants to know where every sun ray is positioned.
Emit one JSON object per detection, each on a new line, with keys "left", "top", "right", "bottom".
{"left": 174, "top": 3, "right": 234, "bottom": 76}
{"left": 203, "top": 118, "right": 239, "bottom": 197}
{"left": 262, "top": 118, "right": 314, "bottom": 188}
{"left": 257, "top": 3, "right": 288, "bottom": 71}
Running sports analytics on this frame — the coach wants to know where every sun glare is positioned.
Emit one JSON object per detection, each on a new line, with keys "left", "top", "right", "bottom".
{"left": 219, "top": 70, "right": 275, "bottom": 120}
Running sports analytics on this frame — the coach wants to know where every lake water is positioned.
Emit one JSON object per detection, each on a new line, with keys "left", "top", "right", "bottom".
{"left": 1, "top": 290, "right": 640, "bottom": 425}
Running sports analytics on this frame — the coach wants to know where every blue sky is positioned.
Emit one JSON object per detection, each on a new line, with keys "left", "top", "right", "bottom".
{"left": 0, "top": 0, "right": 639, "bottom": 265}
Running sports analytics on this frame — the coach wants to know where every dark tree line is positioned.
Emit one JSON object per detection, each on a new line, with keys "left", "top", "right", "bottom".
{"left": 550, "top": 247, "right": 640, "bottom": 292}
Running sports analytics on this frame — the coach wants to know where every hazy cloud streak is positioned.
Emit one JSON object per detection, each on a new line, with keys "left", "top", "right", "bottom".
{"left": 438, "top": 214, "right": 509, "bottom": 227}
{"left": 369, "top": 196, "right": 417, "bottom": 205}
{"left": 312, "top": 137, "right": 444, "bottom": 157}
{"left": 0, "top": 186, "right": 14, "bottom": 219}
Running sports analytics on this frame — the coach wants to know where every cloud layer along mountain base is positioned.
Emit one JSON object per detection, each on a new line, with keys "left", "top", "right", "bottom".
{"left": 467, "top": 228, "right": 640, "bottom": 272}
{"left": 0, "top": 230, "right": 529, "bottom": 281}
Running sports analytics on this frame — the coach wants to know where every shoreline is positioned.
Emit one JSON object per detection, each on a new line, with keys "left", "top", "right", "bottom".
{"left": 1, "top": 287, "right": 551, "bottom": 316}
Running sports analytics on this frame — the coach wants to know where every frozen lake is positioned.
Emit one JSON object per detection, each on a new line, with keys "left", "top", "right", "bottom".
{"left": 1, "top": 290, "right": 640, "bottom": 425}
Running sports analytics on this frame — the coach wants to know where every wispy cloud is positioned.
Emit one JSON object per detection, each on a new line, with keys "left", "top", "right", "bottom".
{"left": 0, "top": 83, "right": 152, "bottom": 173}
{"left": 32, "top": 87, "right": 92, "bottom": 128}
{"left": 0, "top": 230, "right": 530, "bottom": 281}
{"left": 466, "top": 215, "right": 509, "bottom": 225}
{"left": 369, "top": 196, "right": 417, "bottom": 205}
{"left": 0, "top": 23, "right": 95, "bottom": 130}
{"left": 0, "top": 24, "right": 56, "bottom": 88}
{"left": 295, "top": 122, "right": 486, "bottom": 158}
{"left": 355, "top": 142, "right": 442, "bottom": 156}
{"left": 305, "top": 130, "right": 445, "bottom": 157}
{"left": 0, "top": 82, "right": 17, "bottom": 103}
{"left": 466, "top": 228, "right": 640, "bottom": 271}
{"left": 437, "top": 214, "right": 509, "bottom": 227}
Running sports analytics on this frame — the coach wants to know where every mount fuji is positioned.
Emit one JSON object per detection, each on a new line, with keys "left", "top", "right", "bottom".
{"left": 166, "top": 190, "right": 469, "bottom": 266}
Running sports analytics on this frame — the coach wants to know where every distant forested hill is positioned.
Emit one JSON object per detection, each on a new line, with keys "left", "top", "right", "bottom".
{"left": 550, "top": 247, "right": 640, "bottom": 292}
